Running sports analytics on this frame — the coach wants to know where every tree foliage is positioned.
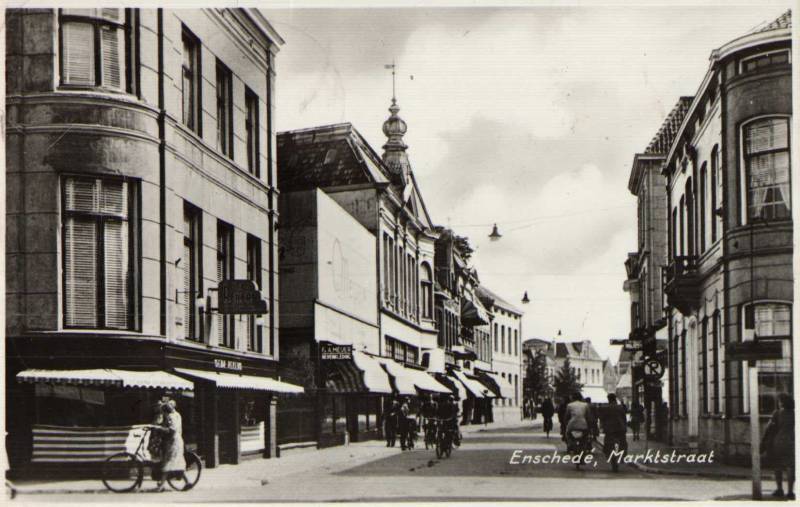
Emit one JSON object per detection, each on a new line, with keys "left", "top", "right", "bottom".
{"left": 523, "top": 352, "right": 551, "bottom": 401}
{"left": 554, "top": 358, "right": 583, "bottom": 401}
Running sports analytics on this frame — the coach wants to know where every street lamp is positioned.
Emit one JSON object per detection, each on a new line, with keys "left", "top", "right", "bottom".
{"left": 522, "top": 291, "right": 530, "bottom": 304}
{"left": 489, "top": 223, "right": 502, "bottom": 241}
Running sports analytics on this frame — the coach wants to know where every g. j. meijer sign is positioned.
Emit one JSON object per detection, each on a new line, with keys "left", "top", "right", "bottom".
{"left": 218, "top": 280, "right": 268, "bottom": 315}
{"left": 320, "top": 343, "right": 353, "bottom": 360}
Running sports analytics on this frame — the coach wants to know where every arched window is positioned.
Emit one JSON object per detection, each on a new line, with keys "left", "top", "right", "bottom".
{"left": 420, "top": 262, "right": 433, "bottom": 319}
{"left": 699, "top": 163, "right": 707, "bottom": 252}
{"left": 684, "top": 177, "right": 694, "bottom": 256}
{"left": 710, "top": 145, "right": 721, "bottom": 242}
{"left": 743, "top": 118, "right": 791, "bottom": 221}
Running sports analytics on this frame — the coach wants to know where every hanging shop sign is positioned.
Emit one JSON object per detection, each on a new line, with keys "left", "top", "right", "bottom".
{"left": 727, "top": 340, "right": 783, "bottom": 362}
{"left": 320, "top": 343, "right": 353, "bottom": 360}
{"left": 218, "top": 280, "right": 268, "bottom": 315}
{"left": 623, "top": 341, "right": 643, "bottom": 352}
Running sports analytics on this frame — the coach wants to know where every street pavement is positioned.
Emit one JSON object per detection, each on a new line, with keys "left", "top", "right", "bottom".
{"left": 9, "top": 421, "right": 758, "bottom": 502}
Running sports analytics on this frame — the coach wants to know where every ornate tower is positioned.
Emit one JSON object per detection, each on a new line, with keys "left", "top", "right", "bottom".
{"left": 381, "top": 98, "right": 411, "bottom": 187}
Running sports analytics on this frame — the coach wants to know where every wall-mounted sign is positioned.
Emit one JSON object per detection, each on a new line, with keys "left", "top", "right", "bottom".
{"left": 218, "top": 280, "right": 268, "bottom": 315}
{"left": 320, "top": 343, "right": 353, "bottom": 360}
{"left": 214, "top": 358, "right": 243, "bottom": 371}
{"left": 623, "top": 341, "right": 643, "bottom": 352}
{"left": 643, "top": 359, "right": 664, "bottom": 379}
{"left": 727, "top": 340, "right": 783, "bottom": 362}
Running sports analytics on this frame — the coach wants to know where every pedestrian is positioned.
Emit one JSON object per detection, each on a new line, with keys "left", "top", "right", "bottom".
{"left": 385, "top": 399, "right": 400, "bottom": 448}
{"left": 540, "top": 397, "right": 555, "bottom": 438}
{"left": 557, "top": 397, "right": 569, "bottom": 440}
{"left": 399, "top": 398, "right": 411, "bottom": 450}
{"left": 630, "top": 402, "right": 644, "bottom": 441}
{"left": 599, "top": 393, "right": 628, "bottom": 471}
{"left": 152, "top": 398, "right": 186, "bottom": 492}
{"left": 762, "top": 393, "right": 795, "bottom": 499}
{"left": 585, "top": 397, "right": 599, "bottom": 438}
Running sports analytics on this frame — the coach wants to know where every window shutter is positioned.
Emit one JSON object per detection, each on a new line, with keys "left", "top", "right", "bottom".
{"left": 217, "top": 233, "right": 225, "bottom": 344}
{"left": 64, "top": 217, "right": 98, "bottom": 327}
{"left": 65, "top": 177, "right": 98, "bottom": 212}
{"left": 183, "top": 242, "right": 192, "bottom": 338}
{"left": 100, "top": 25, "right": 124, "bottom": 90}
{"left": 62, "top": 22, "right": 95, "bottom": 85}
{"left": 100, "top": 179, "right": 127, "bottom": 215}
{"left": 104, "top": 220, "right": 129, "bottom": 328}
{"left": 99, "top": 8, "right": 122, "bottom": 22}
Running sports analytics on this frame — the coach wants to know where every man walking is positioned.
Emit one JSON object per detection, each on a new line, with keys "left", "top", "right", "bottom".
{"left": 540, "top": 397, "right": 555, "bottom": 438}
{"left": 600, "top": 393, "right": 628, "bottom": 472}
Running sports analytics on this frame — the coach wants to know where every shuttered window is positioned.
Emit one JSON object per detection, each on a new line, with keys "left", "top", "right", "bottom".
{"left": 59, "top": 9, "right": 134, "bottom": 92}
{"left": 216, "top": 61, "right": 233, "bottom": 158}
{"left": 217, "top": 221, "right": 234, "bottom": 348}
{"left": 246, "top": 235, "right": 263, "bottom": 353}
{"left": 63, "top": 177, "right": 137, "bottom": 329}
{"left": 182, "top": 204, "right": 202, "bottom": 341}
{"left": 245, "top": 88, "right": 260, "bottom": 177}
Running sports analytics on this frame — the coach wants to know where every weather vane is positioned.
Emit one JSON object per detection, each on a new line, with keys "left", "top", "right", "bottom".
{"left": 384, "top": 60, "right": 396, "bottom": 101}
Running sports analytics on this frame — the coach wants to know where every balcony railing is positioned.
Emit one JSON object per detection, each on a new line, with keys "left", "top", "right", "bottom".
{"left": 664, "top": 255, "right": 701, "bottom": 314}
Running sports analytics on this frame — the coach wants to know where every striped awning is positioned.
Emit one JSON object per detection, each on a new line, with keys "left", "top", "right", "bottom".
{"left": 451, "top": 369, "right": 489, "bottom": 398}
{"left": 17, "top": 369, "right": 193, "bottom": 390}
{"left": 479, "top": 371, "right": 513, "bottom": 399}
{"left": 31, "top": 424, "right": 151, "bottom": 463}
{"left": 461, "top": 298, "right": 491, "bottom": 326}
{"left": 473, "top": 371, "right": 503, "bottom": 398}
{"left": 379, "top": 359, "right": 451, "bottom": 395}
{"left": 175, "top": 368, "right": 304, "bottom": 394}
{"left": 325, "top": 351, "right": 392, "bottom": 394}
{"left": 434, "top": 373, "right": 463, "bottom": 399}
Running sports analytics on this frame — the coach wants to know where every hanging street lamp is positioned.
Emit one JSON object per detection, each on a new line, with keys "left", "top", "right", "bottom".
{"left": 489, "top": 223, "right": 502, "bottom": 241}
{"left": 522, "top": 291, "right": 530, "bottom": 304}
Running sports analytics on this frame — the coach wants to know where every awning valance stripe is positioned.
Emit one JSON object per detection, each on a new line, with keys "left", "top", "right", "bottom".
{"left": 379, "top": 358, "right": 451, "bottom": 395}
{"left": 16, "top": 369, "right": 193, "bottom": 390}
{"left": 325, "top": 360, "right": 364, "bottom": 393}
{"left": 451, "top": 370, "right": 488, "bottom": 398}
{"left": 353, "top": 351, "right": 393, "bottom": 394}
{"left": 174, "top": 368, "right": 304, "bottom": 394}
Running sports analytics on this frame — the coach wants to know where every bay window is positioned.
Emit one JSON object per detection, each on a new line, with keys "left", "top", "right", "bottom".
{"left": 63, "top": 176, "right": 139, "bottom": 329}
{"left": 60, "top": 8, "right": 136, "bottom": 92}
{"left": 744, "top": 117, "right": 791, "bottom": 221}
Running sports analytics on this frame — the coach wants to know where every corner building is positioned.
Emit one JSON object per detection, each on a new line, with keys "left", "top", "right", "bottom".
{"left": 6, "top": 8, "right": 301, "bottom": 475}
{"left": 661, "top": 11, "right": 792, "bottom": 462}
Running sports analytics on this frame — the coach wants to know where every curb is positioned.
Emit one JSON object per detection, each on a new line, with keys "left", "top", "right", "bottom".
{"left": 631, "top": 461, "right": 772, "bottom": 480}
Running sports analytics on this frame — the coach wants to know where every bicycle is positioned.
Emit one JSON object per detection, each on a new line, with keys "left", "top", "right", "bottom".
{"left": 101, "top": 426, "right": 202, "bottom": 493}
{"left": 434, "top": 418, "right": 455, "bottom": 459}
{"left": 422, "top": 417, "right": 437, "bottom": 450}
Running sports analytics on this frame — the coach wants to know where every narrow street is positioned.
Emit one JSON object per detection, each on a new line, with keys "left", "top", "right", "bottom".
{"left": 17, "top": 423, "right": 752, "bottom": 502}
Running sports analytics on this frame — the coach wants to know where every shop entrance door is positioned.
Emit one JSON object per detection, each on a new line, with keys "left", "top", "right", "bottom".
{"left": 217, "top": 392, "right": 240, "bottom": 464}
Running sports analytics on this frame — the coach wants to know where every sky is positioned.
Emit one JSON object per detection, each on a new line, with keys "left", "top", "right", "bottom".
{"left": 263, "top": 2, "right": 792, "bottom": 361}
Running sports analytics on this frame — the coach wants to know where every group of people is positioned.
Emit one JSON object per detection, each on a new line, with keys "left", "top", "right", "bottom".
{"left": 383, "top": 394, "right": 460, "bottom": 451}
{"left": 148, "top": 397, "right": 187, "bottom": 491}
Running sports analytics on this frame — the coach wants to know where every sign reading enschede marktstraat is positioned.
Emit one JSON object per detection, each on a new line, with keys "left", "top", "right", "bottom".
{"left": 218, "top": 280, "right": 268, "bottom": 315}
{"left": 320, "top": 343, "right": 353, "bottom": 360}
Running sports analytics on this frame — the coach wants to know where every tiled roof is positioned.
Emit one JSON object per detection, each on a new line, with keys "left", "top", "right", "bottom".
{"left": 643, "top": 97, "right": 693, "bottom": 155}
{"left": 476, "top": 285, "right": 523, "bottom": 315}
{"left": 749, "top": 9, "right": 791, "bottom": 34}
{"left": 277, "top": 123, "right": 390, "bottom": 192}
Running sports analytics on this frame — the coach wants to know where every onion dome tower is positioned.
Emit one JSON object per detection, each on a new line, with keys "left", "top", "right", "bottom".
{"left": 381, "top": 98, "right": 411, "bottom": 187}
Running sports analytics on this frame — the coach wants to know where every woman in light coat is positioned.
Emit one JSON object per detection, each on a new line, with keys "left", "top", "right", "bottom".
{"left": 154, "top": 399, "right": 186, "bottom": 491}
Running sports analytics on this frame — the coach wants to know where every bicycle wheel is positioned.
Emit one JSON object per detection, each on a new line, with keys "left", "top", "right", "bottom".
{"left": 102, "top": 452, "right": 143, "bottom": 493}
{"left": 167, "top": 452, "right": 202, "bottom": 491}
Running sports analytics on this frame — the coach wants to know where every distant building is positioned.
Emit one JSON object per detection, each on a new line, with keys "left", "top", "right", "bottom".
{"left": 553, "top": 339, "right": 607, "bottom": 402}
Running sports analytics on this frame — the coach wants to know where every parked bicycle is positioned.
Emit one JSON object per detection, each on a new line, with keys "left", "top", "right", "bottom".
{"left": 101, "top": 426, "right": 202, "bottom": 493}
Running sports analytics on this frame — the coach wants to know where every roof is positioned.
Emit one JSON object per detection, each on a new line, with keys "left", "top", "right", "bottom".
{"left": 476, "top": 286, "right": 523, "bottom": 315}
{"left": 277, "top": 123, "right": 390, "bottom": 192}
{"left": 643, "top": 97, "right": 693, "bottom": 156}
{"left": 555, "top": 340, "right": 603, "bottom": 361}
{"left": 749, "top": 9, "right": 791, "bottom": 34}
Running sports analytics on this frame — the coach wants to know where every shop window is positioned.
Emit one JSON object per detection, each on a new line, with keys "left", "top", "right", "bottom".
{"left": 743, "top": 117, "right": 791, "bottom": 221}
{"left": 59, "top": 8, "right": 136, "bottom": 92}
{"left": 216, "top": 60, "right": 233, "bottom": 159}
{"left": 245, "top": 87, "right": 260, "bottom": 177}
{"left": 181, "top": 27, "right": 201, "bottom": 135}
{"left": 741, "top": 302, "right": 793, "bottom": 414}
{"left": 63, "top": 176, "right": 139, "bottom": 330}
{"left": 217, "top": 221, "right": 234, "bottom": 348}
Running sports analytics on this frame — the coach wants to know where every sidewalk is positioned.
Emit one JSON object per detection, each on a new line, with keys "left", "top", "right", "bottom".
{"left": 623, "top": 437, "right": 773, "bottom": 480}
{"left": 8, "top": 419, "right": 528, "bottom": 497}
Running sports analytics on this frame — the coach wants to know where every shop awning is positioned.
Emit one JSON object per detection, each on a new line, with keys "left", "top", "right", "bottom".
{"left": 325, "top": 351, "right": 392, "bottom": 394}
{"left": 480, "top": 371, "right": 514, "bottom": 399}
{"left": 473, "top": 371, "right": 504, "bottom": 398}
{"left": 175, "top": 368, "right": 304, "bottom": 394}
{"left": 451, "top": 369, "right": 488, "bottom": 398}
{"left": 16, "top": 369, "right": 193, "bottom": 390}
{"left": 379, "top": 359, "right": 451, "bottom": 395}
{"left": 461, "top": 298, "right": 491, "bottom": 326}
{"left": 437, "top": 372, "right": 465, "bottom": 399}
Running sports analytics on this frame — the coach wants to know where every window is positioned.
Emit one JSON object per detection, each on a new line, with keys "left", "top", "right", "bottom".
{"left": 501, "top": 326, "right": 505, "bottom": 354}
{"left": 62, "top": 176, "right": 139, "bottom": 329}
{"left": 245, "top": 88, "right": 260, "bottom": 177}
{"left": 181, "top": 28, "right": 201, "bottom": 134}
{"left": 712, "top": 311, "right": 721, "bottom": 414}
{"left": 742, "top": 303, "right": 792, "bottom": 414}
{"left": 671, "top": 208, "right": 678, "bottom": 259}
{"left": 514, "top": 329, "right": 518, "bottom": 356}
{"left": 217, "top": 221, "right": 234, "bottom": 348}
{"left": 420, "top": 263, "right": 433, "bottom": 319}
{"left": 60, "top": 8, "right": 135, "bottom": 92}
{"left": 182, "top": 203, "right": 202, "bottom": 341}
{"left": 246, "top": 235, "right": 263, "bottom": 353}
{"left": 679, "top": 196, "right": 685, "bottom": 256}
{"left": 216, "top": 60, "right": 233, "bottom": 158}
{"left": 740, "top": 49, "right": 791, "bottom": 73}
{"left": 685, "top": 178, "right": 694, "bottom": 256}
{"left": 744, "top": 118, "right": 791, "bottom": 221}
{"left": 700, "top": 318, "right": 709, "bottom": 414}
{"left": 493, "top": 323, "right": 498, "bottom": 351}
{"left": 699, "top": 163, "right": 707, "bottom": 252}
{"left": 710, "top": 146, "right": 720, "bottom": 242}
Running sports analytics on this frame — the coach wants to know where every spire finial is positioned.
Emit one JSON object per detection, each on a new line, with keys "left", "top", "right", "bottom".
{"left": 384, "top": 60, "right": 396, "bottom": 102}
